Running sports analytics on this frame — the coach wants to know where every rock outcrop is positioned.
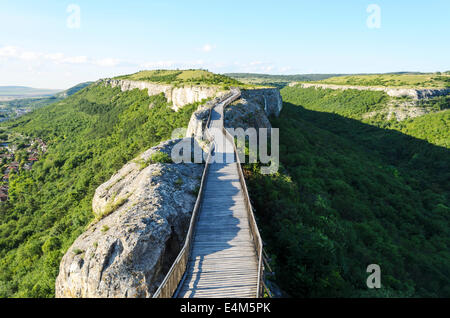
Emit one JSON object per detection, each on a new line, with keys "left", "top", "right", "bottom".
{"left": 223, "top": 88, "right": 282, "bottom": 131}
{"left": 186, "top": 94, "right": 228, "bottom": 142}
{"left": 55, "top": 139, "right": 204, "bottom": 298}
{"left": 186, "top": 88, "right": 282, "bottom": 143}
{"left": 240, "top": 89, "right": 283, "bottom": 117}
{"left": 104, "top": 79, "right": 225, "bottom": 111}
{"left": 362, "top": 99, "right": 433, "bottom": 121}
{"left": 293, "top": 83, "right": 450, "bottom": 100}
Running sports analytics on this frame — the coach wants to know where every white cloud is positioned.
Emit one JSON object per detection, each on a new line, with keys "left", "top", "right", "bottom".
{"left": 62, "top": 55, "right": 89, "bottom": 64}
{"left": 234, "top": 61, "right": 276, "bottom": 73}
{"left": 279, "top": 66, "right": 293, "bottom": 73}
{"left": 20, "top": 51, "right": 41, "bottom": 61}
{"left": 0, "top": 46, "right": 45, "bottom": 62}
{"left": 249, "top": 61, "right": 263, "bottom": 66}
{"left": 44, "top": 52, "right": 65, "bottom": 61}
{"left": 140, "top": 60, "right": 176, "bottom": 69}
{"left": 192, "top": 59, "right": 204, "bottom": 66}
{"left": 0, "top": 45, "right": 124, "bottom": 68}
{"left": 201, "top": 44, "right": 215, "bottom": 53}
{"left": 0, "top": 46, "right": 19, "bottom": 58}
{"left": 94, "top": 58, "right": 120, "bottom": 67}
{"left": 140, "top": 59, "right": 206, "bottom": 70}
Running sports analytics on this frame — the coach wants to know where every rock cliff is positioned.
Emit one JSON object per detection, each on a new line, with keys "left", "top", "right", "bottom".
{"left": 104, "top": 79, "right": 225, "bottom": 111}
{"left": 186, "top": 100, "right": 214, "bottom": 142}
{"left": 240, "top": 88, "right": 283, "bottom": 117}
{"left": 185, "top": 93, "right": 229, "bottom": 142}
{"left": 362, "top": 99, "right": 433, "bottom": 121}
{"left": 293, "top": 82, "right": 450, "bottom": 100}
{"left": 55, "top": 139, "right": 204, "bottom": 298}
{"left": 223, "top": 88, "right": 282, "bottom": 131}
{"left": 186, "top": 88, "right": 282, "bottom": 143}
{"left": 55, "top": 86, "right": 283, "bottom": 298}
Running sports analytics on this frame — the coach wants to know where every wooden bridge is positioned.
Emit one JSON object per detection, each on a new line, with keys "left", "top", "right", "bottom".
{"left": 153, "top": 89, "right": 268, "bottom": 298}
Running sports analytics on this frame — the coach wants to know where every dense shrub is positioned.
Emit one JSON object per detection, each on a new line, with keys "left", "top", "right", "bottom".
{"left": 0, "top": 84, "right": 197, "bottom": 297}
{"left": 244, "top": 87, "right": 450, "bottom": 297}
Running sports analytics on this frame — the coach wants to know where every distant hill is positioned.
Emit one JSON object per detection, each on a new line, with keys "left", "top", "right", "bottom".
{"left": 226, "top": 73, "right": 346, "bottom": 81}
{"left": 55, "top": 82, "right": 93, "bottom": 98}
{"left": 225, "top": 72, "right": 450, "bottom": 89}
{"left": 0, "top": 82, "right": 94, "bottom": 121}
{"left": 116, "top": 69, "right": 242, "bottom": 87}
{"left": 0, "top": 86, "right": 61, "bottom": 98}
{"left": 309, "top": 73, "right": 450, "bottom": 88}
{"left": 225, "top": 73, "right": 347, "bottom": 88}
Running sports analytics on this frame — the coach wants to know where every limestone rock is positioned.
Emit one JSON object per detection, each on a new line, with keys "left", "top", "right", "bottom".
{"left": 224, "top": 88, "right": 283, "bottom": 131}
{"left": 186, "top": 99, "right": 217, "bottom": 141}
{"left": 55, "top": 139, "right": 204, "bottom": 298}
{"left": 240, "top": 89, "right": 283, "bottom": 117}
{"left": 224, "top": 98, "right": 272, "bottom": 131}
{"left": 104, "top": 79, "right": 224, "bottom": 111}
{"left": 294, "top": 83, "right": 450, "bottom": 100}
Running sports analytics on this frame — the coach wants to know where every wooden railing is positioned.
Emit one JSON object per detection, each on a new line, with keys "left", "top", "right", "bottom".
{"left": 152, "top": 92, "right": 235, "bottom": 298}
{"left": 153, "top": 89, "right": 270, "bottom": 298}
{"left": 221, "top": 89, "right": 266, "bottom": 297}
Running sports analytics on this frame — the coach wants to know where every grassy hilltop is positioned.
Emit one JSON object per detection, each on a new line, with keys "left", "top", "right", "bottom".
{"left": 309, "top": 73, "right": 450, "bottom": 89}
{"left": 115, "top": 69, "right": 243, "bottom": 88}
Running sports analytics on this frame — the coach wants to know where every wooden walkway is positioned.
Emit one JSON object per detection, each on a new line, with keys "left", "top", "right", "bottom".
{"left": 176, "top": 93, "right": 259, "bottom": 298}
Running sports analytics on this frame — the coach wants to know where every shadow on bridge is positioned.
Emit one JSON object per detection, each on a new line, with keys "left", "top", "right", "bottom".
{"left": 177, "top": 150, "right": 248, "bottom": 297}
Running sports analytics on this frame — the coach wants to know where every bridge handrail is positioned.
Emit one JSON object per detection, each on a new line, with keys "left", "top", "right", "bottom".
{"left": 221, "top": 89, "right": 265, "bottom": 298}
{"left": 152, "top": 92, "right": 235, "bottom": 298}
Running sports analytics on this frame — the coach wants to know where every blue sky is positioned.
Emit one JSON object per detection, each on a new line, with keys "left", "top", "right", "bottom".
{"left": 0, "top": 0, "right": 449, "bottom": 88}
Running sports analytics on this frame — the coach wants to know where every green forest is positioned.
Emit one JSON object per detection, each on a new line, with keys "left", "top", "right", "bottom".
{"left": 116, "top": 69, "right": 242, "bottom": 88}
{"left": 0, "top": 83, "right": 198, "bottom": 297}
{"left": 282, "top": 86, "right": 450, "bottom": 148}
{"left": 0, "top": 78, "right": 449, "bottom": 298}
{"left": 244, "top": 86, "right": 449, "bottom": 297}
{"left": 312, "top": 73, "right": 450, "bottom": 88}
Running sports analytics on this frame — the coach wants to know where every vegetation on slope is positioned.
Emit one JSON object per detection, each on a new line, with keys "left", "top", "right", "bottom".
{"left": 311, "top": 73, "right": 450, "bottom": 88}
{"left": 281, "top": 86, "right": 450, "bottom": 148}
{"left": 225, "top": 73, "right": 346, "bottom": 89}
{"left": 0, "top": 82, "right": 92, "bottom": 121}
{"left": 281, "top": 86, "right": 389, "bottom": 120}
{"left": 116, "top": 69, "right": 243, "bottom": 88}
{"left": 245, "top": 101, "right": 449, "bottom": 297}
{"left": 0, "top": 83, "right": 198, "bottom": 297}
{"left": 54, "top": 82, "right": 93, "bottom": 98}
{"left": 390, "top": 111, "right": 450, "bottom": 148}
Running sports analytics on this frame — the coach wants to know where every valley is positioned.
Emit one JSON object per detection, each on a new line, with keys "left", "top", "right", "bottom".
{"left": 1, "top": 0, "right": 449, "bottom": 307}
{"left": 243, "top": 80, "right": 449, "bottom": 297}
{"left": 0, "top": 83, "right": 92, "bottom": 122}
{"left": 0, "top": 70, "right": 448, "bottom": 298}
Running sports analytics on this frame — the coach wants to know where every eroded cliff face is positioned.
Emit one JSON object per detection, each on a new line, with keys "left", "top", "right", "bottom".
{"left": 55, "top": 139, "right": 204, "bottom": 298}
{"left": 362, "top": 99, "right": 434, "bottom": 121}
{"left": 55, "top": 86, "right": 282, "bottom": 298}
{"left": 186, "top": 99, "right": 215, "bottom": 142}
{"left": 104, "top": 79, "right": 225, "bottom": 111}
{"left": 240, "top": 89, "right": 283, "bottom": 117}
{"left": 223, "top": 88, "right": 282, "bottom": 131}
{"left": 294, "top": 82, "right": 450, "bottom": 100}
{"left": 186, "top": 87, "right": 283, "bottom": 142}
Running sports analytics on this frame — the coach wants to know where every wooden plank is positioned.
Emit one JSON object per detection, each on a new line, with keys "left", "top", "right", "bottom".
{"left": 175, "top": 94, "right": 259, "bottom": 299}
